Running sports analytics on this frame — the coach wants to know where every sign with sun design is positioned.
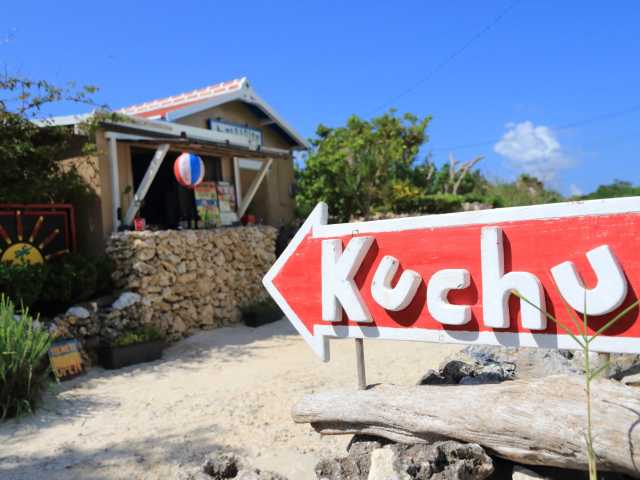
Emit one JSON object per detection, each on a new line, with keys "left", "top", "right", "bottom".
{"left": 0, "top": 204, "right": 76, "bottom": 265}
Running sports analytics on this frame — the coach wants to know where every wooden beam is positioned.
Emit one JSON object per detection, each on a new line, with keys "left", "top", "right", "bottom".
{"left": 123, "top": 143, "right": 170, "bottom": 226}
{"left": 116, "top": 139, "right": 289, "bottom": 159}
{"left": 233, "top": 157, "right": 243, "bottom": 207}
{"left": 237, "top": 158, "right": 272, "bottom": 218}
{"left": 107, "top": 135, "right": 121, "bottom": 232}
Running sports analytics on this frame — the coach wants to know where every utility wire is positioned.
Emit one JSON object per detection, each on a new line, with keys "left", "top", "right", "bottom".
{"left": 430, "top": 103, "right": 640, "bottom": 153}
{"left": 366, "top": 0, "right": 521, "bottom": 116}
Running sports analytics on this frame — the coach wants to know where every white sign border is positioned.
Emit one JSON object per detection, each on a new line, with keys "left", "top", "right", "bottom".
{"left": 315, "top": 196, "right": 640, "bottom": 237}
{"left": 264, "top": 197, "right": 640, "bottom": 361}
{"left": 315, "top": 325, "right": 639, "bottom": 354}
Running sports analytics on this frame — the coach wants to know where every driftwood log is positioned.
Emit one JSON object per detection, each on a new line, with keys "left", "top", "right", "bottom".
{"left": 292, "top": 375, "right": 640, "bottom": 477}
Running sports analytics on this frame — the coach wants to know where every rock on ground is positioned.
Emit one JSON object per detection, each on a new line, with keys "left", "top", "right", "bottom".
{"left": 180, "top": 452, "right": 287, "bottom": 480}
{"left": 512, "top": 465, "right": 547, "bottom": 479}
{"left": 424, "top": 345, "right": 640, "bottom": 384}
{"left": 112, "top": 291, "right": 142, "bottom": 310}
{"left": 315, "top": 436, "right": 494, "bottom": 480}
{"left": 417, "top": 358, "right": 516, "bottom": 386}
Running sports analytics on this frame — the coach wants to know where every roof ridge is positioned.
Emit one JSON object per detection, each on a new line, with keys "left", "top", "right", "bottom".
{"left": 118, "top": 77, "right": 246, "bottom": 116}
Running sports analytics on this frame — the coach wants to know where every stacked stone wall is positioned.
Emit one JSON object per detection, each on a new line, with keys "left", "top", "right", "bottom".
{"left": 106, "top": 226, "right": 277, "bottom": 338}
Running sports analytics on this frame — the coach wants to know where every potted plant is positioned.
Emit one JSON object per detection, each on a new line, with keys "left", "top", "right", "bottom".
{"left": 241, "top": 297, "right": 283, "bottom": 328}
{"left": 99, "top": 325, "right": 165, "bottom": 369}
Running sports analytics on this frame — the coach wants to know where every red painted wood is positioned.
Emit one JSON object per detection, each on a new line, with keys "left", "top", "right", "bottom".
{"left": 273, "top": 213, "right": 640, "bottom": 339}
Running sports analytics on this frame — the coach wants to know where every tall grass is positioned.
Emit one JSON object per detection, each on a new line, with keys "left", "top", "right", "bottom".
{"left": 0, "top": 295, "right": 52, "bottom": 420}
{"left": 513, "top": 290, "right": 639, "bottom": 480}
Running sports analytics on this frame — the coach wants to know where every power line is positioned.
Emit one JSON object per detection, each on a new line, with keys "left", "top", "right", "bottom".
{"left": 430, "top": 103, "right": 640, "bottom": 153}
{"left": 366, "top": 0, "right": 521, "bottom": 116}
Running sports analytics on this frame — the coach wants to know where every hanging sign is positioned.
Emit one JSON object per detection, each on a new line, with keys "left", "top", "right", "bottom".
{"left": 263, "top": 197, "right": 640, "bottom": 361}
{"left": 208, "top": 119, "right": 262, "bottom": 149}
{"left": 174, "top": 152, "right": 205, "bottom": 188}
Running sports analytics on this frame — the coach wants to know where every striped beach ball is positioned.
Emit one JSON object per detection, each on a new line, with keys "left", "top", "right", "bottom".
{"left": 174, "top": 152, "right": 205, "bottom": 188}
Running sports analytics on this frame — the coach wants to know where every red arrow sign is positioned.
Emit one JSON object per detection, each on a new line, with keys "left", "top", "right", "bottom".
{"left": 263, "top": 198, "right": 640, "bottom": 361}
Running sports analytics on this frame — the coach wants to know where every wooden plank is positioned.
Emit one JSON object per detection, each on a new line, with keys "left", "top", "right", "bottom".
{"left": 107, "top": 135, "right": 120, "bottom": 232}
{"left": 123, "top": 143, "right": 170, "bottom": 226}
{"left": 238, "top": 158, "right": 273, "bottom": 218}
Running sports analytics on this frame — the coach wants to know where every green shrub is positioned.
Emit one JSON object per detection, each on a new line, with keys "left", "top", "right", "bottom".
{"left": 94, "top": 255, "right": 114, "bottom": 295}
{"left": 0, "top": 253, "right": 114, "bottom": 316}
{"left": 0, "top": 262, "right": 47, "bottom": 309}
{"left": 241, "top": 297, "right": 282, "bottom": 316}
{"left": 40, "top": 253, "right": 97, "bottom": 307}
{"left": 0, "top": 295, "right": 52, "bottom": 420}
{"left": 112, "top": 325, "right": 164, "bottom": 348}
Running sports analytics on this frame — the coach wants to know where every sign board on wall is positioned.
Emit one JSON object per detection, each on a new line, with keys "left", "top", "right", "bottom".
{"left": 208, "top": 119, "right": 262, "bottom": 150}
{"left": 0, "top": 204, "right": 76, "bottom": 264}
{"left": 263, "top": 198, "right": 640, "bottom": 361}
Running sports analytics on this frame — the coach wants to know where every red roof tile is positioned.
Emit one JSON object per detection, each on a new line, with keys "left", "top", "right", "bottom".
{"left": 118, "top": 78, "right": 245, "bottom": 118}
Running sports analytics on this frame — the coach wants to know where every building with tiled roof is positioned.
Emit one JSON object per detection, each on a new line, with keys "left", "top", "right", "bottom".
{"left": 48, "top": 78, "right": 308, "bottom": 254}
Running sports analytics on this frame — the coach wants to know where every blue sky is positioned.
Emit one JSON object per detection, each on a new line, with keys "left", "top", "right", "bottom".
{"left": 2, "top": 1, "right": 639, "bottom": 195}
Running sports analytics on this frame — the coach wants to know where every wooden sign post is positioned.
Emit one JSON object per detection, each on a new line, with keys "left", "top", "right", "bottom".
{"left": 263, "top": 197, "right": 640, "bottom": 370}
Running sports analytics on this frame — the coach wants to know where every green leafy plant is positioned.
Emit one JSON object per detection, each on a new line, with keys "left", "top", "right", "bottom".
{"left": 0, "top": 254, "right": 113, "bottom": 314}
{"left": 513, "top": 290, "right": 639, "bottom": 479}
{"left": 240, "top": 297, "right": 281, "bottom": 316}
{"left": 0, "top": 261, "right": 47, "bottom": 309}
{"left": 577, "top": 179, "right": 640, "bottom": 200}
{"left": 94, "top": 255, "right": 114, "bottom": 295}
{"left": 112, "top": 325, "right": 164, "bottom": 348}
{"left": 41, "top": 253, "right": 98, "bottom": 306}
{"left": 0, "top": 295, "right": 52, "bottom": 420}
{"left": 295, "top": 111, "right": 433, "bottom": 221}
{"left": 0, "top": 74, "right": 99, "bottom": 205}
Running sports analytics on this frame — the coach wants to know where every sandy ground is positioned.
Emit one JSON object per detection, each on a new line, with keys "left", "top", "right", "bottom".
{"left": 1, "top": 319, "right": 460, "bottom": 480}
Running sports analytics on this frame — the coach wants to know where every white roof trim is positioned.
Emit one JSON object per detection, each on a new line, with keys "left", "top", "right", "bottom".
{"left": 165, "top": 83, "right": 310, "bottom": 150}
{"left": 100, "top": 114, "right": 292, "bottom": 156}
{"left": 40, "top": 79, "right": 309, "bottom": 150}
{"left": 33, "top": 113, "right": 92, "bottom": 127}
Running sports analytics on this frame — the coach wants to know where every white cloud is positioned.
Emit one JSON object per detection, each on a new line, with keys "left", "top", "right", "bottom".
{"left": 494, "top": 121, "right": 572, "bottom": 182}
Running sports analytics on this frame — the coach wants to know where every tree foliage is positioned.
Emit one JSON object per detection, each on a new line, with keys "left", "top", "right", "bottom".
{"left": 296, "top": 111, "right": 431, "bottom": 221}
{"left": 484, "top": 174, "right": 563, "bottom": 208}
{"left": 0, "top": 74, "right": 107, "bottom": 204}
{"left": 578, "top": 180, "right": 640, "bottom": 200}
{"left": 295, "top": 111, "right": 492, "bottom": 221}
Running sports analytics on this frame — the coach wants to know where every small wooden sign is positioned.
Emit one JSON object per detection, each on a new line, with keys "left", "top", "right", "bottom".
{"left": 264, "top": 197, "right": 640, "bottom": 361}
{"left": 49, "top": 339, "right": 83, "bottom": 380}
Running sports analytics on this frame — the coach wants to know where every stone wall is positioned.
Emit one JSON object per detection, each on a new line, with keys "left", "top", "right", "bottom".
{"left": 106, "top": 226, "right": 277, "bottom": 338}
{"left": 50, "top": 292, "right": 145, "bottom": 367}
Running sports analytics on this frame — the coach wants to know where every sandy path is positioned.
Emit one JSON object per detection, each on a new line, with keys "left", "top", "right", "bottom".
{"left": 1, "top": 320, "right": 460, "bottom": 480}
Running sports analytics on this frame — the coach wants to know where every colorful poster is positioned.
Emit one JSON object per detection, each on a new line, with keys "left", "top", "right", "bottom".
{"left": 194, "top": 181, "right": 221, "bottom": 228}
{"left": 216, "top": 182, "right": 239, "bottom": 226}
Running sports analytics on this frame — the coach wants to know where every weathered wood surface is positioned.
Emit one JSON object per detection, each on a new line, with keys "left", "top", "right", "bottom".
{"left": 292, "top": 375, "right": 640, "bottom": 477}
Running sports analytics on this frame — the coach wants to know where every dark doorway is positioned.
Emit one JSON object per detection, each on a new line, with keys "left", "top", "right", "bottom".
{"left": 131, "top": 147, "right": 222, "bottom": 229}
